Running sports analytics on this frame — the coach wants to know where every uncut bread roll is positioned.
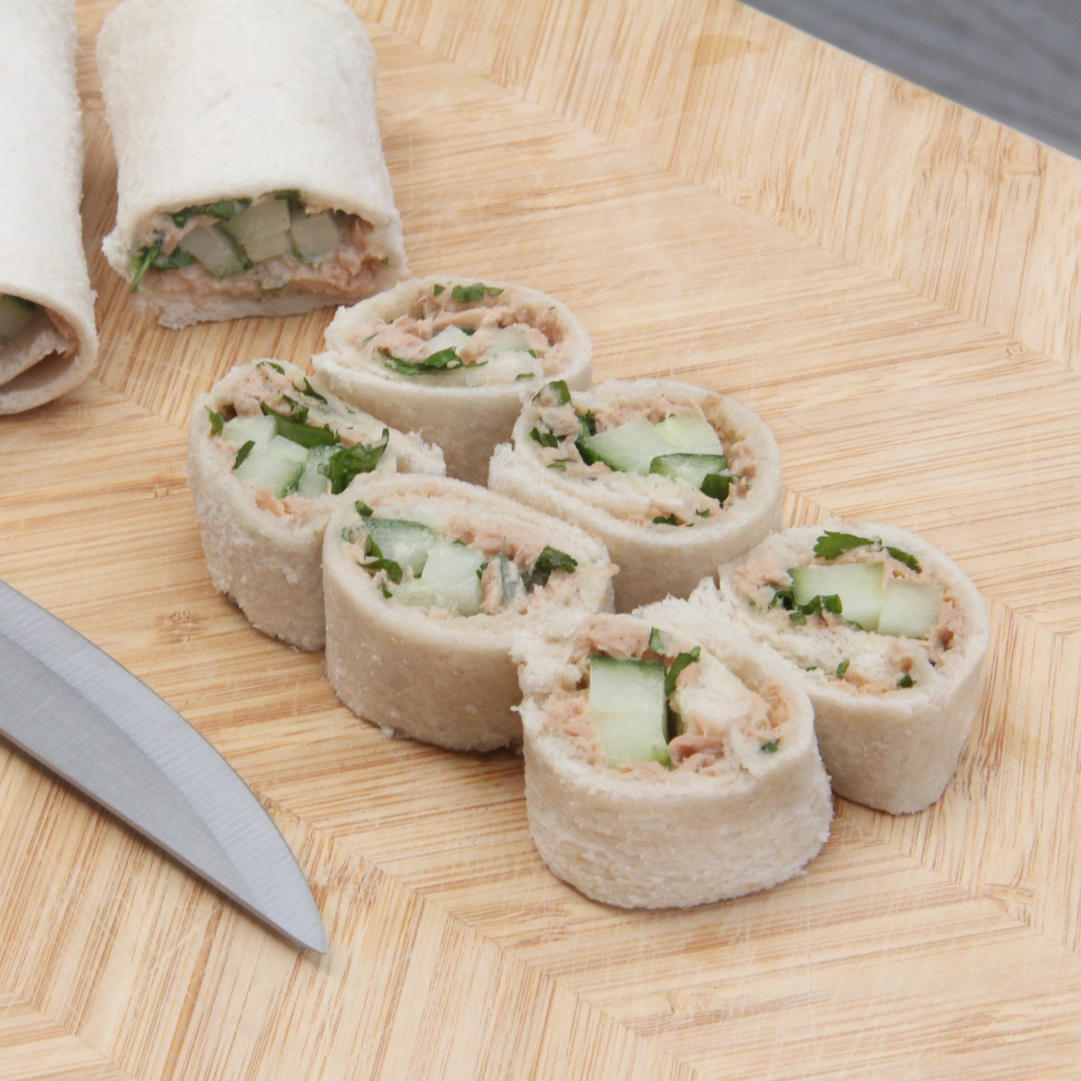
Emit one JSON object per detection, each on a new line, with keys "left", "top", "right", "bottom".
{"left": 323, "top": 475, "right": 614, "bottom": 751}
{"left": 312, "top": 275, "right": 592, "bottom": 484}
{"left": 489, "top": 378, "right": 782, "bottom": 612}
{"left": 188, "top": 359, "right": 444, "bottom": 650}
{"left": 515, "top": 606, "right": 832, "bottom": 908}
{"left": 0, "top": 0, "right": 97, "bottom": 415}
{"left": 99, "top": 0, "right": 406, "bottom": 328}
{"left": 696, "top": 523, "right": 989, "bottom": 814}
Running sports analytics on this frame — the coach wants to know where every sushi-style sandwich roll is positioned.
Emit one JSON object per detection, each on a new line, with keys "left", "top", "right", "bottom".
{"left": 98, "top": 0, "right": 406, "bottom": 328}
{"left": 188, "top": 359, "right": 444, "bottom": 651}
{"left": 322, "top": 475, "right": 615, "bottom": 752}
{"left": 488, "top": 378, "right": 782, "bottom": 612}
{"left": 514, "top": 606, "right": 832, "bottom": 908}
{"left": 0, "top": 0, "right": 97, "bottom": 415}
{"left": 312, "top": 276, "right": 593, "bottom": 484}
{"left": 695, "top": 523, "right": 989, "bottom": 814}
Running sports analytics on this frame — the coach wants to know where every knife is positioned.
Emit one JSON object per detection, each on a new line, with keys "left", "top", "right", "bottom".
{"left": 0, "top": 579, "right": 327, "bottom": 954}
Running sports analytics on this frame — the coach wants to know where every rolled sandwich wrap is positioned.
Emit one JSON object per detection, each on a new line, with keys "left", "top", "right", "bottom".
{"left": 99, "top": 0, "right": 406, "bottom": 328}
{"left": 514, "top": 607, "right": 832, "bottom": 908}
{"left": 695, "top": 523, "right": 989, "bottom": 814}
{"left": 313, "top": 276, "right": 593, "bottom": 484}
{"left": 187, "top": 359, "right": 444, "bottom": 650}
{"left": 489, "top": 378, "right": 782, "bottom": 611}
{"left": 0, "top": 0, "right": 97, "bottom": 415}
{"left": 322, "top": 476, "right": 615, "bottom": 751}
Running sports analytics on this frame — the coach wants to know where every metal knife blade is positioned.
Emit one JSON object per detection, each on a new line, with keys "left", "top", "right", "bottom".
{"left": 0, "top": 579, "right": 326, "bottom": 954}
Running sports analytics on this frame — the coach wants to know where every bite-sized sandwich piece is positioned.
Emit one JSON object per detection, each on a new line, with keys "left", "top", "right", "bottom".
{"left": 696, "top": 523, "right": 989, "bottom": 814}
{"left": 322, "top": 476, "right": 614, "bottom": 751}
{"left": 488, "top": 378, "right": 782, "bottom": 611}
{"left": 514, "top": 606, "right": 832, "bottom": 908}
{"left": 188, "top": 359, "right": 444, "bottom": 650}
{"left": 98, "top": 0, "right": 406, "bottom": 328}
{"left": 0, "top": 1, "right": 97, "bottom": 415}
{"left": 313, "top": 276, "right": 592, "bottom": 483}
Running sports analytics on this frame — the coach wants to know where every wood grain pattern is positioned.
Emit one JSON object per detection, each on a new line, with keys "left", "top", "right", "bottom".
{"left": 0, "top": 0, "right": 1079, "bottom": 1077}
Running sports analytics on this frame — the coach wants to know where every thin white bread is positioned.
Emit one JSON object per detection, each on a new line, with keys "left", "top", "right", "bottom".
{"left": 187, "top": 360, "right": 444, "bottom": 650}
{"left": 515, "top": 605, "right": 832, "bottom": 908}
{"left": 0, "top": 1, "right": 97, "bottom": 414}
{"left": 697, "top": 523, "right": 990, "bottom": 814}
{"left": 98, "top": 0, "right": 406, "bottom": 327}
{"left": 313, "top": 275, "right": 593, "bottom": 484}
{"left": 489, "top": 378, "right": 782, "bottom": 611}
{"left": 322, "top": 475, "right": 614, "bottom": 752}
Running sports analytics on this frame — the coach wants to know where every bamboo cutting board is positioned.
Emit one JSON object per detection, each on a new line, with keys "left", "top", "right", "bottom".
{"left": 1, "top": 1, "right": 1080, "bottom": 1077}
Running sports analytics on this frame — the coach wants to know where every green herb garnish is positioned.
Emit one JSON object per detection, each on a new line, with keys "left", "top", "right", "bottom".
{"left": 653, "top": 514, "right": 679, "bottom": 526}
{"left": 813, "top": 530, "right": 875, "bottom": 560}
{"left": 788, "top": 593, "right": 842, "bottom": 622}
{"left": 206, "top": 407, "right": 224, "bottom": 435}
{"left": 528, "top": 546, "right": 578, "bottom": 589}
{"left": 761, "top": 739, "right": 779, "bottom": 754}
{"left": 530, "top": 424, "right": 560, "bottom": 448}
{"left": 835, "top": 659, "right": 850, "bottom": 678}
{"left": 664, "top": 646, "right": 701, "bottom": 696}
{"left": 281, "top": 395, "right": 309, "bottom": 423}
{"left": 380, "top": 347, "right": 482, "bottom": 376}
{"left": 321, "top": 429, "right": 389, "bottom": 494}
{"left": 130, "top": 237, "right": 163, "bottom": 292}
{"left": 261, "top": 361, "right": 285, "bottom": 374}
{"left": 897, "top": 673, "right": 914, "bottom": 688}
{"left": 361, "top": 536, "right": 403, "bottom": 584}
{"left": 433, "top": 284, "right": 445, "bottom": 296}
{"left": 515, "top": 372, "right": 533, "bottom": 381}
{"left": 886, "top": 546, "right": 922, "bottom": 573}
{"left": 579, "top": 410, "right": 597, "bottom": 437}
{"left": 700, "top": 473, "right": 731, "bottom": 503}
{"left": 355, "top": 500, "right": 374, "bottom": 517}
{"left": 696, "top": 509, "right": 710, "bottom": 518}
{"left": 152, "top": 247, "right": 193, "bottom": 271}
{"left": 301, "top": 378, "right": 327, "bottom": 404}
{"left": 451, "top": 282, "right": 504, "bottom": 303}
{"left": 234, "top": 440, "right": 255, "bottom": 469}
{"left": 533, "top": 380, "right": 571, "bottom": 405}
{"left": 547, "top": 460, "right": 568, "bottom": 470}
{"left": 260, "top": 402, "right": 340, "bottom": 448}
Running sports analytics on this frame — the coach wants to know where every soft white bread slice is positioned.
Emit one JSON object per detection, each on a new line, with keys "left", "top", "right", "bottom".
{"left": 696, "top": 522, "right": 989, "bottom": 814}
{"left": 187, "top": 359, "right": 444, "bottom": 650}
{"left": 516, "top": 605, "right": 832, "bottom": 908}
{"left": 322, "top": 475, "right": 614, "bottom": 751}
{"left": 313, "top": 275, "right": 592, "bottom": 484}
{"left": 0, "top": 1, "right": 97, "bottom": 414}
{"left": 489, "top": 378, "right": 782, "bottom": 611}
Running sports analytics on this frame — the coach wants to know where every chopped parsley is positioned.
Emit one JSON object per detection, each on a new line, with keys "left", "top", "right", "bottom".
{"left": 260, "top": 361, "right": 285, "bottom": 374}
{"left": 451, "top": 282, "right": 504, "bottom": 303}
{"left": 321, "top": 429, "right": 389, "bottom": 494}
{"left": 700, "top": 473, "right": 731, "bottom": 503}
{"left": 170, "top": 198, "right": 251, "bottom": 228}
{"left": 813, "top": 530, "right": 875, "bottom": 560}
{"left": 530, "top": 424, "right": 560, "bottom": 448}
{"left": 533, "top": 380, "right": 571, "bottom": 405}
{"left": 355, "top": 500, "right": 374, "bottom": 517}
{"left": 664, "top": 646, "right": 701, "bottom": 696}
{"left": 301, "top": 378, "right": 327, "bottom": 404}
{"left": 152, "top": 247, "right": 193, "bottom": 272}
{"left": 515, "top": 372, "right": 534, "bottom": 381}
{"left": 653, "top": 514, "right": 679, "bottom": 526}
{"left": 897, "top": 673, "right": 914, "bottom": 688}
{"left": 528, "top": 546, "right": 578, "bottom": 589}
{"left": 579, "top": 410, "right": 597, "bottom": 436}
{"left": 280, "top": 395, "right": 309, "bottom": 423}
{"left": 380, "top": 347, "right": 483, "bottom": 376}
{"left": 361, "top": 536, "right": 403, "bottom": 585}
{"left": 760, "top": 739, "right": 779, "bottom": 754}
{"left": 433, "top": 284, "right": 445, "bottom": 296}
{"left": 835, "top": 659, "right": 850, "bottom": 678}
{"left": 234, "top": 440, "right": 255, "bottom": 469}
{"left": 129, "top": 237, "right": 163, "bottom": 292}
{"left": 547, "top": 460, "right": 568, "bottom": 470}
{"left": 695, "top": 509, "right": 710, "bottom": 518}
{"left": 886, "top": 546, "right": 922, "bottom": 573}
{"left": 205, "top": 407, "right": 224, "bottom": 435}
{"left": 788, "top": 593, "right": 842, "bottom": 623}
{"left": 260, "top": 402, "right": 339, "bottom": 448}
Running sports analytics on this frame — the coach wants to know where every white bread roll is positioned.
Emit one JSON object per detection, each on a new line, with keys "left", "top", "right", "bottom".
{"left": 0, "top": 1, "right": 97, "bottom": 415}
{"left": 323, "top": 475, "right": 614, "bottom": 751}
{"left": 516, "top": 606, "right": 832, "bottom": 908}
{"left": 187, "top": 360, "right": 443, "bottom": 650}
{"left": 98, "top": 0, "right": 406, "bottom": 328}
{"left": 489, "top": 378, "right": 782, "bottom": 611}
{"left": 313, "top": 275, "right": 593, "bottom": 484}
{"left": 696, "top": 523, "right": 989, "bottom": 814}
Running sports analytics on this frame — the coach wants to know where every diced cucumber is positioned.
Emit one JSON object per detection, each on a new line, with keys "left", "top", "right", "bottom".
{"left": 424, "top": 325, "right": 471, "bottom": 357}
{"left": 179, "top": 224, "right": 249, "bottom": 277}
{"left": 235, "top": 435, "right": 308, "bottom": 496}
{"left": 220, "top": 414, "right": 277, "bottom": 448}
{"left": 0, "top": 295, "right": 36, "bottom": 343}
{"left": 289, "top": 206, "right": 340, "bottom": 262}
{"left": 395, "top": 541, "right": 486, "bottom": 614}
{"left": 790, "top": 561, "right": 886, "bottom": 631}
{"left": 578, "top": 417, "right": 675, "bottom": 476}
{"left": 221, "top": 198, "right": 292, "bottom": 263}
{"left": 651, "top": 413, "right": 722, "bottom": 455}
{"left": 649, "top": 453, "right": 729, "bottom": 489}
{"left": 484, "top": 327, "right": 532, "bottom": 356}
{"left": 293, "top": 444, "right": 336, "bottom": 500}
{"left": 877, "top": 580, "right": 943, "bottom": 639}
{"left": 588, "top": 655, "right": 670, "bottom": 767}
{"left": 364, "top": 518, "right": 440, "bottom": 576}
{"left": 499, "top": 553, "right": 526, "bottom": 606}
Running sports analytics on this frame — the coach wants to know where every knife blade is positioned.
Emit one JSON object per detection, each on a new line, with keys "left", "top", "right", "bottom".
{"left": 0, "top": 579, "right": 326, "bottom": 954}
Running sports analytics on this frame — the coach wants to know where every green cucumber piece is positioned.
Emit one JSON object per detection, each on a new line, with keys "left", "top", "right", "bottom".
{"left": 289, "top": 206, "right": 340, "bottom": 262}
{"left": 877, "top": 580, "right": 944, "bottom": 639}
{"left": 577, "top": 417, "right": 675, "bottom": 476}
{"left": 790, "top": 562, "right": 886, "bottom": 631}
{"left": 424, "top": 325, "right": 472, "bottom": 357}
{"left": 179, "top": 225, "right": 249, "bottom": 278}
{"left": 221, "top": 198, "right": 292, "bottom": 263}
{"left": 293, "top": 444, "right": 337, "bottom": 500}
{"left": 649, "top": 453, "right": 730, "bottom": 490}
{"left": 395, "top": 541, "right": 486, "bottom": 614}
{"left": 235, "top": 435, "right": 308, "bottom": 496}
{"left": 364, "top": 518, "right": 440, "bottom": 576}
{"left": 484, "top": 327, "right": 533, "bottom": 357}
{"left": 0, "top": 295, "right": 37, "bottom": 343}
{"left": 588, "top": 655, "right": 670, "bottom": 767}
{"left": 219, "top": 415, "right": 277, "bottom": 448}
{"left": 651, "top": 413, "right": 723, "bottom": 455}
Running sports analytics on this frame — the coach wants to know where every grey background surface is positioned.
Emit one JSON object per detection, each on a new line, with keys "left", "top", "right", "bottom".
{"left": 746, "top": 0, "right": 1081, "bottom": 159}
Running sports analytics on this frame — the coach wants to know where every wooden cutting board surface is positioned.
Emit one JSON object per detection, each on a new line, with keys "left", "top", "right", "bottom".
{"left": 2, "top": 1, "right": 1080, "bottom": 1078}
